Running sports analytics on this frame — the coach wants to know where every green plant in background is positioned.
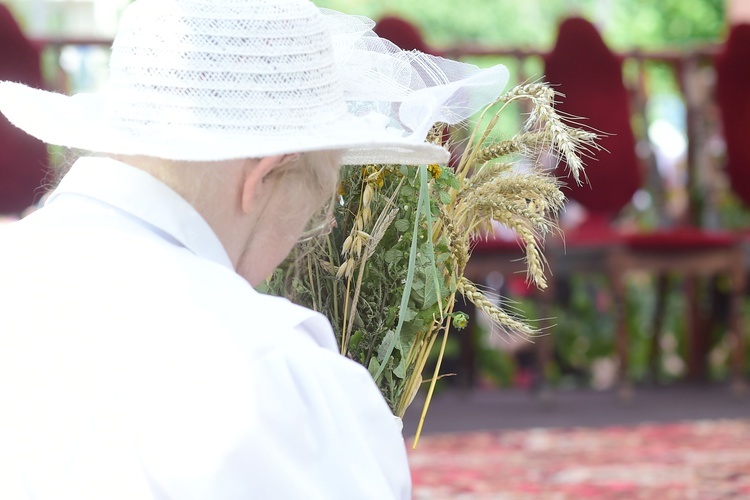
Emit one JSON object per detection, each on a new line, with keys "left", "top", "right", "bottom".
{"left": 467, "top": 272, "right": 694, "bottom": 390}
{"left": 717, "top": 190, "right": 750, "bottom": 231}
{"left": 548, "top": 275, "right": 616, "bottom": 385}
{"left": 314, "top": 0, "right": 724, "bottom": 50}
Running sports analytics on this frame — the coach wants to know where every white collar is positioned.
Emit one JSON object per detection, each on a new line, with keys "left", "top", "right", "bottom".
{"left": 44, "top": 156, "right": 338, "bottom": 350}
{"left": 46, "top": 156, "right": 234, "bottom": 271}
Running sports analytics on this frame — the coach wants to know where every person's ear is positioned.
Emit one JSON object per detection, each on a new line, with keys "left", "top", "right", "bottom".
{"left": 240, "top": 155, "right": 285, "bottom": 214}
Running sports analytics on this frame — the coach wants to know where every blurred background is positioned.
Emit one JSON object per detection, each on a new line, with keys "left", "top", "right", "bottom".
{"left": 3, "top": 0, "right": 750, "bottom": 395}
{"left": 2, "top": 0, "right": 750, "bottom": 495}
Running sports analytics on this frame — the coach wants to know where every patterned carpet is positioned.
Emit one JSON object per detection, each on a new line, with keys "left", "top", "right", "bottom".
{"left": 408, "top": 419, "right": 750, "bottom": 499}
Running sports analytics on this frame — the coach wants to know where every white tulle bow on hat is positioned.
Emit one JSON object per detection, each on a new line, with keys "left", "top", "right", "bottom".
{"left": 0, "top": 0, "right": 509, "bottom": 165}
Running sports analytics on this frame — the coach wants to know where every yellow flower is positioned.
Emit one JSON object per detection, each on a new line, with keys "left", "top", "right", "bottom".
{"left": 365, "top": 166, "right": 385, "bottom": 189}
{"left": 428, "top": 164, "right": 442, "bottom": 179}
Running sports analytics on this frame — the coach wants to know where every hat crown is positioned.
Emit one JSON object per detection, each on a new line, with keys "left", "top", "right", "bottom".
{"left": 105, "top": 0, "right": 346, "bottom": 136}
{"left": 0, "top": 2, "right": 509, "bottom": 164}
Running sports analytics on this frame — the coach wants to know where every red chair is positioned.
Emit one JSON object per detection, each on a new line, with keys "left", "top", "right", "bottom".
{"left": 546, "top": 18, "right": 642, "bottom": 226}
{"left": 545, "top": 18, "right": 745, "bottom": 393}
{"left": 0, "top": 4, "right": 49, "bottom": 215}
{"left": 373, "top": 15, "right": 442, "bottom": 56}
{"left": 373, "top": 16, "right": 461, "bottom": 167}
{"left": 716, "top": 24, "right": 750, "bottom": 220}
{"left": 714, "top": 23, "right": 750, "bottom": 390}
{"left": 543, "top": 16, "right": 640, "bottom": 283}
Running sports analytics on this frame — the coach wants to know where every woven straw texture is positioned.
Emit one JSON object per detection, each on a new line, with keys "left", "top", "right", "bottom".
{"left": 0, "top": 0, "right": 509, "bottom": 164}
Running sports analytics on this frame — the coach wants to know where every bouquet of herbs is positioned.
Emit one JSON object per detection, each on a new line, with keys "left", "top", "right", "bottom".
{"left": 265, "top": 82, "right": 598, "bottom": 443}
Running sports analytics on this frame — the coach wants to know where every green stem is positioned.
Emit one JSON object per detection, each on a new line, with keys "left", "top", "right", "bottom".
{"left": 373, "top": 166, "right": 427, "bottom": 383}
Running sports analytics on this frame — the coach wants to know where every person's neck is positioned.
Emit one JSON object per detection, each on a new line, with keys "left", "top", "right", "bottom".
{"left": 109, "top": 154, "right": 253, "bottom": 269}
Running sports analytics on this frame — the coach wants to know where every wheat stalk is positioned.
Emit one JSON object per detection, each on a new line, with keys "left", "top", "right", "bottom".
{"left": 457, "top": 276, "right": 538, "bottom": 337}
{"left": 266, "top": 81, "right": 599, "bottom": 442}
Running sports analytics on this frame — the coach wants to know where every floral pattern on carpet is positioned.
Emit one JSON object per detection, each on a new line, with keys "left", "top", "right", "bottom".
{"left": 408, "top": 419, "right": 750, "bottom": 499}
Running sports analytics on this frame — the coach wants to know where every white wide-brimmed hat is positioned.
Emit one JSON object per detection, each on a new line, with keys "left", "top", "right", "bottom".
{"left": 0, "top": 0, "right": 509, "bottom": 165}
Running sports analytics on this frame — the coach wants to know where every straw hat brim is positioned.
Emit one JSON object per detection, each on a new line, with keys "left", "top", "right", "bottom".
{"left": 0, "top": 81, "right": 450, "bottom": 165}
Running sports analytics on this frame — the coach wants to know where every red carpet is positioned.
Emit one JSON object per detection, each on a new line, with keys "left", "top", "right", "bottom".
{"left": 408, "top": 419, "right": 750, "bottom": 499}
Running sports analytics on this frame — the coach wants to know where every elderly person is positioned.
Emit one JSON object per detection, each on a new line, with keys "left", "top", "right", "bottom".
{"left": 0, "top": 0, "right": 507, "bottom": 498}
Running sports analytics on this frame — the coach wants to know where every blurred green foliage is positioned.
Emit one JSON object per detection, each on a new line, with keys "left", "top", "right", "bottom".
{"left": 7, "top": 0, "right": 726, "bottom": 50}
{"left": 316, "top": 0, "right": 725, "bottom": 50}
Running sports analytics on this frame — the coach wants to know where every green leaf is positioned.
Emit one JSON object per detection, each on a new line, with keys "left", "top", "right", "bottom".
{"left": 448, "top": 175, "right": 461, "bottom": 190}
{"left": 384, "top": 247, "right": 402, "bottom": 264}
{"left": 394, "top": 354, "right": 408, "bottom": 379}
{"left": 412, "top": 288, "right": 425, "bottom": 305}
{"left": 438, "top": 190, "right": 452, "bottom": 205}
{"left": 394, "top": 218, "right": 411, "bottom": 233}
{"left": 377, "top": 330, "right": 395, "bottom": 362}
{"left": 353, "top": 310, "right": 365, "bottom": 329}
{"left": 401, "top": 184, "right": 416, "bottom": 197}
{"left": 368, "top": 357, "right": 381, "bottom": 379}
{"left": 400, "top": 317, "right": 424, "bottom": 345}
{"left": 385, "top": 306, "right": 399, "bottom": 325}
{"left": 399, "top": 306, "right": 419, "bottom": 323}
{"left": 422, "top": 273, "right": 439, "bottom": 309}
{"left": 436, "top": 251, "right": 452, "bottom": 264}
{"left": 411, "top": 275, "right": 425, "bottom": 290}
{"left": 349, "top": 330, "right": 363, "bottom": 351}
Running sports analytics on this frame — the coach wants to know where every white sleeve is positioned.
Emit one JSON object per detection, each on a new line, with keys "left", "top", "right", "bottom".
{"left": 136, "top": 335, "right": 412, "bottom": 500}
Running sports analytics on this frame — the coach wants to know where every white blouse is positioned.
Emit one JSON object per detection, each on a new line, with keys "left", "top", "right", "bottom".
{"left": 0, "top": 157, "right": 410, "bottom": 500}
